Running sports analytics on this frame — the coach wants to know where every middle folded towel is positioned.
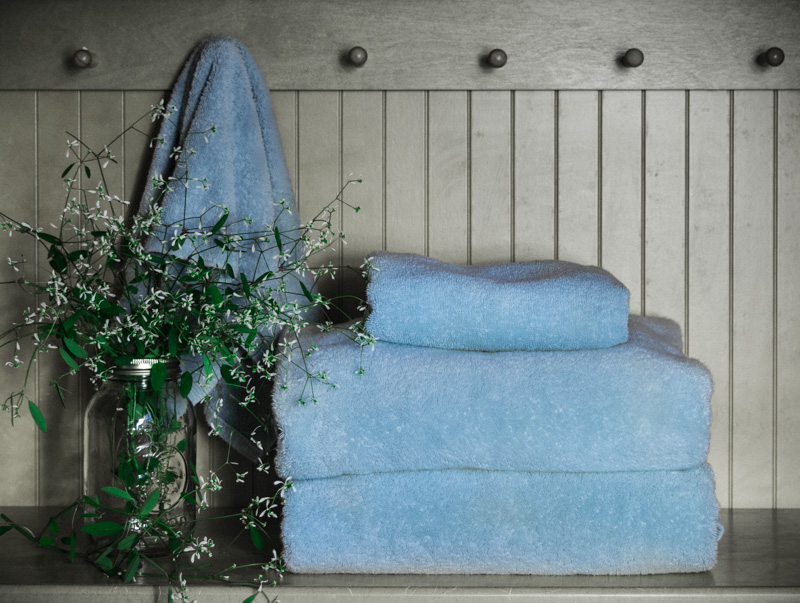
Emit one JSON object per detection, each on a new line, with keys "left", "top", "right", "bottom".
{"left": 273, "top": 315, "right": 712, "bottom": 480}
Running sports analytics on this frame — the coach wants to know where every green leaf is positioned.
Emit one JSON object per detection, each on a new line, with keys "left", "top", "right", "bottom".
{"left": 80, "top": 521, "right": 124, "bottom": 536}
{"left": 168, "top": 327, "right": 178, "bottom": 357}
{"left": 39, "top": 536, "right": 54, "bottom": 547}
{"left": 179, "top": 371, "right": 193, "bottom": 398}
{"left": 203, "top": 356, "right": 212, "bottom": 378}
{"left": 61, "top": 163, "right": 76, "bottom": 178}
{"left": 82, "top": 495, "right": 100, "bottom": 508}
{"left": 37, "top": 232, "right": 60, "bottom": 245}
{"left": 124, "top": 549, "right": 140, "bottom": 583}
{"left": 118, "top": 533, "right": 138, "bottom": 550}
{"left": 66, "top": 249, "right": 89, "bottom": 262}
{"left": 220, "top": 364, "right": 236, "bottom": 387}
{"left": 300, "top": 280, "right": 315, "bottom": 303}
{"left": 59, "top": 348, "right": 79, "bottom": 371}
{"left": 139, "top": 489, "right": 160, "bottom": 517}
{"left": 114, "top": 355, "right": 133, "bottom": 366}
{"left": 274, "top": 226, "right": 283, "bottom": 253}
{"left": 249, "top": 526, "right": 264, "bottom": 551}
{"left": 48, "top": 247, "right": 68, "bottom": 274}
{"left": 101, "top": 486, "right": 135, "bottom": 502}
{"left": 211, "top": 210, "right": 229, "bottom": 234}
{"left": 48, "top": 518, "right": 58, "bottom": 535}
{"left": 63, "top": 337, "right": 87, "bottom": 359}
{"left": 243, "top": 594, "right": 258, "bottom": 603}
{"left": 0, "top": 526, "right": 12, "bottom": 537}
{"left": 176, "top": 439, "right": 187, "bottom": 453}
{"left": 207, "top": 285, "right": 223, "bottom": 305}
{"left": 28, "top": 401, "right": 47, "bottom": 433}
{"left": 84, "top": 165, "right": 91, "bottom": 179}
{"left": 225, "top": 263, "right": 235, "bottom": 279}
{"left": 62, "top": 310, "right": 85, "bottom": 333}
{"left": 150, "top": 362, "right": 167, "bottom": 391}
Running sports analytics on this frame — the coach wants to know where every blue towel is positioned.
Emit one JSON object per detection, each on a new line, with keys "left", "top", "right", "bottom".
{"left": 138, "top": 36, "right": 308, "bottom": 460}
{"left": 273, "top": 316, "right": 712, "bottom": 479}
{"left": 364, "top": 252, "right": 630, "bottom": 351}
{"left": 282, "top": 464, "right": 723, "bottom": 574}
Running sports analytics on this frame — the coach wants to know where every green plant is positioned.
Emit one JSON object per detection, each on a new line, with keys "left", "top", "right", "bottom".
{"left": 0, "top": 101, "right": 374, "bottom": 601}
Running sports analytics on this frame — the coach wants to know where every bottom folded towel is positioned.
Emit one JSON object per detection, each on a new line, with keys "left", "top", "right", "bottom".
{"left": 282, "top": 465, "right": 723, "bottom": 575}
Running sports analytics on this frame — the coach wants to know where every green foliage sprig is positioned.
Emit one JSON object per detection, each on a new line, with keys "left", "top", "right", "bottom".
{"left": 0, "top": 101, "right": 376, "bottom": 601}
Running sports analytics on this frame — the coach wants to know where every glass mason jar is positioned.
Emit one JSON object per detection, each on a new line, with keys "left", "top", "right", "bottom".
{"left": 83, "top": 358, "right": 196, "bottom": 556}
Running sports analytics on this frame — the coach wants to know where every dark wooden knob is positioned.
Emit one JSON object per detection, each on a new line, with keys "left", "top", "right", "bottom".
{"left": 763, "top": 47, "right": 785, "bottom": 67}
{"left": 73, "top": 48, "right": 93, "bottom": 68}
{"left": 487, "top": 49, "right": 507, "bottom": 68}
{"left": 349, "top": 46, "right": 368, "bottom": 67}
{"left": 622, "top": 48, "right": 644, "bottom": 68}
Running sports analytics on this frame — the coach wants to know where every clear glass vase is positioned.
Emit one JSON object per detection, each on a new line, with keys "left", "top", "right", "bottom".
{"left": 83, "top": 358, "right": 196, "bottom": 556}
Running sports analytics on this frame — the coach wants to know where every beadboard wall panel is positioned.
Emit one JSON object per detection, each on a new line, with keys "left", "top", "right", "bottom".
{"left": 687, "top": 91, "right": 733, "bottom": 508}
{"left": 427, "top": 92, "right": 469, "bottom": 265}
{"left": 732, "top": 91, "right": 777, "bottom": 509}
{"left": 557, "top": 91, "right": 599, "bottom": 266}
{"left": 0, "top": 92, "right": 37, "bottom": 506}
{"left": 777, "top": 91, "right": 800, "bottom": 509}
{"left": 1, "top": 89, "right": 799, "bottom": 509}
{"left": 385, "top": 92, "right": 426, "bottom": 256}
{"left": 513, "top": 91, "right": 556, "bottom": 262}
{"left": 601, "top": 91, "right": 643, "bottom": 315}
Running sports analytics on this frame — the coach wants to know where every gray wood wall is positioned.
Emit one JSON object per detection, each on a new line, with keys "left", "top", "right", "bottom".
{"left": 1, "top": 0, "right": 799, "bottom": 510}
{"left": 1, "top": 89, "right": 799, "bottom": 510}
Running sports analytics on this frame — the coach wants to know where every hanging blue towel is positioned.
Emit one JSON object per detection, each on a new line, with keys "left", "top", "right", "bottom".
{"left": 364, "top": 252, "right": 630, "bottom": 351}
{"left": 274, "top": 316, "right": 712, "bottom": 479}
{"left": 282, "top": 465, "right": 723, "bottom": 574}
{"left": 138, "top": 36, "right": 308, "bottom": 460}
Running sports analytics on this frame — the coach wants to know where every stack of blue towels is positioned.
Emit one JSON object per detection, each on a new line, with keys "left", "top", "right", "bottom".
{"left": 274, "top": 251, "right": 723, "bottom": 574}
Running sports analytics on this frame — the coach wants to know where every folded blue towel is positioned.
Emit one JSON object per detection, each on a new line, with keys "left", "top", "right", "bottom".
{"left": 274, "top": 316, "right": 712, "bottom": 479}
{"left": 137, "top": 36, "right": 310, "bottom": 460}
{"left": 364, "top": 252, "right": 630, "bottom": 351}
{"left": 282, "top": 465, "right": 722, "bottom": 574}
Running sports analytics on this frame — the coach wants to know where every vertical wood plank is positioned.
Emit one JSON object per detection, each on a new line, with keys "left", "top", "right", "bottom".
{"left": 558, "top": 91, "right": 599, "bottom": 265}
{"left": 341, "top": 91, "right": 383, "bottom": 318}
{"left": 385, "top": 91, "right": 425, "bottom": 255}
{"left": 428, "top": 92, "right": 468, "bottom": 265}
{"left": 123, "top": 92, "right": 162, "bottom": 204}
{"left": 601, "top": 91, "right": 643, "bottom": 312}
{"left": 0, "top": 92, "right": 37, "bottom": 505}
{"left": 732, "top": 90, "right": 775, "bottom": 508}
{"left": 688, "top": 91, "right": 732, "bottom": 507}
{"left": 777, "top": 90, "right": 800, "bottom": 508}
{"left": 644, "top": 91, "right": 686, "bottom": 333}
{"left": 513, "top": 91, "right": 556, "bottom": 261}
{"left": 32, "top": 92, "right": 81, "bottom": 506}
{"left": 297, "top": 91, "right": 341, "bottom": 308}
{"left": 272, "top": 91, "right": 298, "bottom": 202}
{"left": 470, "top": 91, "right": 512, "bottom": 264}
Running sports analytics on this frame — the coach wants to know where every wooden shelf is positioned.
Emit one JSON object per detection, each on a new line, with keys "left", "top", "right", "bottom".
{"left": 0, "top": 509, "right": 797, "bottom": 602}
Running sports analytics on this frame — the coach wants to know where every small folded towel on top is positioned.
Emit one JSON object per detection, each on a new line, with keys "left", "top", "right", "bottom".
{"left": 273, "top": 316, "right": 712, "bottom": 479}
{"left": 282, "top": 464, "right": 723, "bottom": 574}
{"left": 364, "top": 252, "right": 630, "bottom": 351}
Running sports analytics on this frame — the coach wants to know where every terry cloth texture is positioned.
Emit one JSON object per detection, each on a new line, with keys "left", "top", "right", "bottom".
{"left": 273, "top": 315, "right": 712, "bottom": 479}
{"left": 138, "top": 36, "right": 310, "bottom": 461}
{"left": 282, "top": 465, "right": 723, "bottom": 574}
{"left": 364, "top": 251, "right": 630, "bottom": 351}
